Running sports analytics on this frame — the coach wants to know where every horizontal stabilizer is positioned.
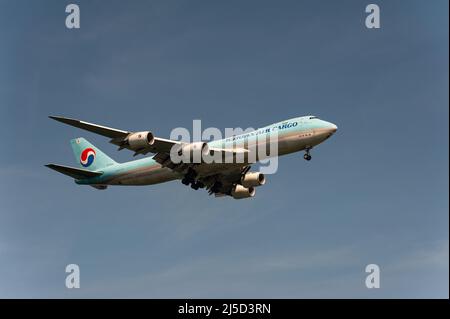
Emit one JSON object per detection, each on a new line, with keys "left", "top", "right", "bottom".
{"left": 45, "top": 164, "right": 103, "bottom": 180}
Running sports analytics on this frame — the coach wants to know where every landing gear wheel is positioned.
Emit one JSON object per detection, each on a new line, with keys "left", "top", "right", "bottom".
{"left": 303, "top": 153, "right": 312, "bottom": 161}
{"left": 182, "top": 168, "right": 198, "bottom": 186}
{"left": 196, "top": 182, "right": 205, "bottom": 189}
{"left": 191, "top": 183, "right": 200, "bottom": 190}
{"left": 210, "top": 182, "right": 222, "bottom": 194}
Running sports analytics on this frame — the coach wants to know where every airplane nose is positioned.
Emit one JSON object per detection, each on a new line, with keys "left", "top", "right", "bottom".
{"left": 330, "top": 124, "right": 337, "bottom": 133}
{"left": 327, "top": 123, "right": 337, "bottom": 134}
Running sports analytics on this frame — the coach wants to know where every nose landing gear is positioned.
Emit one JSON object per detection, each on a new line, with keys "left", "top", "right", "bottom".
{"left": 303, "top": 148, "right": 312, "bottom": 161}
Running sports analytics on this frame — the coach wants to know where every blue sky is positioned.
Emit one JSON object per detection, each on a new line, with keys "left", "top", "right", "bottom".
{"left": 0, "top": 0, "right": 448, "bottom": 298}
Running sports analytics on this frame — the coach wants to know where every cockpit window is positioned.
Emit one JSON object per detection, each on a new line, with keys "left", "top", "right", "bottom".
{"left": 309, "top": 116, "right": 318, "bottom": 119}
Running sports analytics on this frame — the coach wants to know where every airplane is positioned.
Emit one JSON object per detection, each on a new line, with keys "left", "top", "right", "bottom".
{"left": 46, "top": 115, "right": 337, "bottom": 199}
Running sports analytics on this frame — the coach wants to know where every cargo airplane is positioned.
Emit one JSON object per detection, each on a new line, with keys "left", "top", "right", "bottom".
{"left": 46, "top": 116, "right": 337, "bottom": 199}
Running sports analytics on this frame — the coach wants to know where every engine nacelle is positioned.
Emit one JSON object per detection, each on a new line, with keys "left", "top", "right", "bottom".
{"left": 231, "top": 184, "right": 256, "bottom": 199}
{"left": 127, "top": 131, "right": 155, "bottom": 149}
{"left": 177, "top": 142, "right": 209, "bottom": 163}
{"left": 241, "top": 172, "right": 266, "bottom": 188}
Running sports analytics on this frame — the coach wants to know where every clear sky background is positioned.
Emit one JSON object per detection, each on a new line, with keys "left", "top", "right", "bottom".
{"left": 0, "top": 0, "right": 448, "bottom": 298}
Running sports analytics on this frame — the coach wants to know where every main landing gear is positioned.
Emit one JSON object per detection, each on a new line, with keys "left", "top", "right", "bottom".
{"left": 181, "top": 168, "right": 205, "bottom": 190}
{"left": 190, "top": 181, "right": 205, "bottom": 190}
{"left": 303, "top": 148, "right": 312, "bottom": 161}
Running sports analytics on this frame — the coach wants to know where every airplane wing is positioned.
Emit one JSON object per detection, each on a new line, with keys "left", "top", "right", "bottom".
{"left": 49, "top": 116, "right": 181, "bottom": 156}
{"left": 49, "top": 116, "right": 246, "bottom": 159}
{"left": 202, "top": 165, "right": 252, "bottom": 196}
{"left": 49, "top": 116, "right": 129, "bottom": 138}
{"left": 152, "top": 151, "right": 254, "bottom": 197}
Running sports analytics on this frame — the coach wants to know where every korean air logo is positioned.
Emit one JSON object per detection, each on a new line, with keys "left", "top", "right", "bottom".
{"left": 80, "top": 148, "right": 96, "bottom": 167}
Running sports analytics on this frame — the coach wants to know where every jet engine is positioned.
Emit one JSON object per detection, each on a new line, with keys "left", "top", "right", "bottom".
{"left": 241, "top": 172, "right": 266, "bottom": 188}
{"left": 127, "top": 131, "right": 155, "bottom": 149}
{"left": 177, "top": 142, "right": 209, "bottom": 162}
{"left": 231, "top": 184, "right": 256, "bottom": 199}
